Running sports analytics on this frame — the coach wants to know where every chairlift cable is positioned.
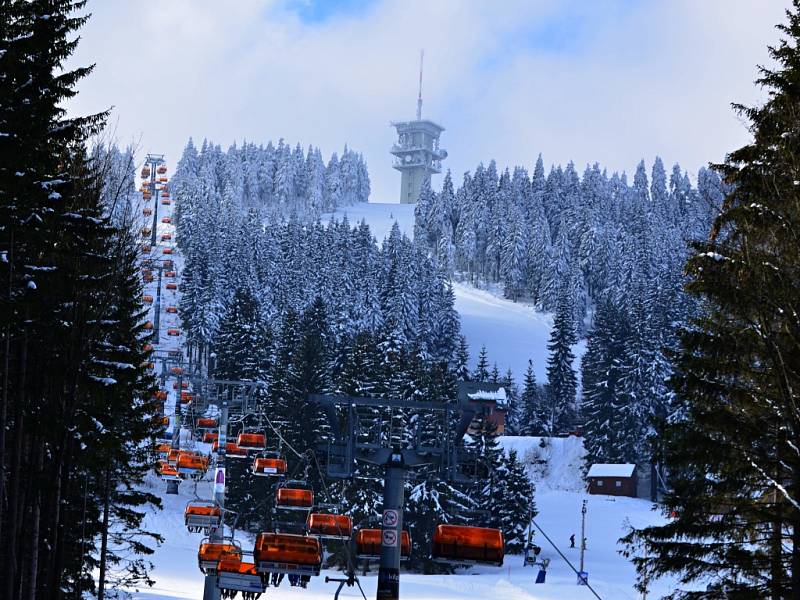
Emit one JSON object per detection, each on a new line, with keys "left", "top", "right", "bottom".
{"left": 528, "top": 516, "right": 603, "bottom": 600}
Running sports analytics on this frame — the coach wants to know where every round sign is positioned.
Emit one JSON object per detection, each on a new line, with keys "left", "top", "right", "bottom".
{"left": 382, "top": 529, "right": 398, "bottom": 547}
{"left": 382, "top": 509, "right": 398, "bottom": 527}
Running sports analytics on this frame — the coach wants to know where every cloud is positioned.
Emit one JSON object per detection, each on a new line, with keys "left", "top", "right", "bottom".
{"left": 67, "top": 0, "right": 789, "bottom": 202}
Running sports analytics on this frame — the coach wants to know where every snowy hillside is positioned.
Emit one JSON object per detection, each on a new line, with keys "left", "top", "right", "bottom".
{"left": 327, "top": 202, "right": 583, "bottom": 383}
{"left": 135, "top": 436, "right": 672, "bottom": 600}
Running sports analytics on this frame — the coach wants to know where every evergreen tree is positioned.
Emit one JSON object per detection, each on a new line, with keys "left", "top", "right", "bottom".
{"left": 581, "top": 299, "right": 631, "bottom": 464}
{"left": 546, "top": 292, "right": 578, "bottom": 433}
{"left": 473, "top": 345, "right": 490, "bottom": 381}
{"left": 519, "top": 360, "right": 547, "bottom": 436}
{"left": 624, "top": 6, "right": 800, "bottom": 596}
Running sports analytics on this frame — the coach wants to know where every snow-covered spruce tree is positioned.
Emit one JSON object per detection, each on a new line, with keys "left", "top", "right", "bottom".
{"left": 545, "top": 292, "right": 578, "bottom": 434}
{"left": 87, "top": 224, "right": 163, "bottom": 598}
{"left": 581, "top": 298, "right": 631, "bottom": 465}
{"left": 502, "top": 368, "right": 521, "bottom": 435}
{"left": 495, "top": 450, "right": 535, "bottom": 553}
{"left": 623, "top": 5, "right": 800, "bottom": 596}
{"left": 472, "top": 344, "right": 491, "bottom": 381}
{"left": 519, "top": 360, "right": 548, "bottom": 436}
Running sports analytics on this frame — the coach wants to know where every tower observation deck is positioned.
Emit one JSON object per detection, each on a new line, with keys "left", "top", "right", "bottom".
{"left": 391, "top": 51, "right": 447, "bottom": 204}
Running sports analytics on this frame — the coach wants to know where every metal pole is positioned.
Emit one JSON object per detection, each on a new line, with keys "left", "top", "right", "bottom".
{"left": 376, "top": 451, "right": 405, "bottom": 600}
{"left": 579, "top": 500, "right": 587, "bottom": 574}
{"left": 203, "top": 400, "right": 228, "bottom": 600}
{"left": 149, "top": 158, "right": 159, "bottom": 248}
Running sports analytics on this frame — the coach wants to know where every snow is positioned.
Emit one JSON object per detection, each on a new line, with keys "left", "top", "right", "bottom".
{"left": 467, "top": 388, "right": 507, "bottom": 401}
{"left": 586, "top": 464, "right": 636, "bottom": 478}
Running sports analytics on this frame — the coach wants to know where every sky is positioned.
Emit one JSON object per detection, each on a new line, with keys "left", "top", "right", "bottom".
{"left": 67, "top": 0, "right": 791, "bottom": 203}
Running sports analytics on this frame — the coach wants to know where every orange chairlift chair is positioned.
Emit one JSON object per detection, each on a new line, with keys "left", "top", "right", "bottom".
{"left": 306, "top": 513, "right": 353, "bottom": 540}
{"left": 198, "top": 538, "right": 242, "bottom": 574}
{"left": 217, "top": 557, "right": 266, "bottom": 600}
{"left": 276, "top": 487, "right": 313, "bottom": 511}
{"left": 177, "top": 451, "right": 209, "bottom": 479}
{"left": 253, "top": 532, "right": 322, "bottom": 577}
{"left": 431, "top": 524, "right": 504, "bottom": 566}
{"left": 237, "top": 432, "right": 267, "bottom": 452}
{"left": 184, "top": 500, "right": 222, "bottom": 534}
{"left": 251, "top": 457, "right": 287, "bottom": 477}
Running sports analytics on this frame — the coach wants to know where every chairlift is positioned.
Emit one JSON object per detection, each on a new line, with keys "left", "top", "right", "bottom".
{"left": 157, "top": 165, "right": 167, "bottom": 174}
{"left": 211, "top": 441, "right": 249, "bottom": 459}
{"left": 174, "top": 380, "right": 188, "bottom": 390}
{"left": 276, "top": 487, "right": 314, "bottom": 511}
{"left": 154, "top": 390, "right": 168, "bottom": 400}
{"left": 181, "top": 391, "right": 194, "bottom": 402}
{"left": 185, "top": 500, "right": 222, "bottom": 534}
{"left": 161, "top": 190, "right": 170, "bottom": 198}
{"left": 253, "top": 533, "right": 322, "bottom": 577}
{"left": 171, "top": 366, "right": 183, "bottom": 375}
{"left": 203, "top": 431, "right": 219, "bottom": 444}
{"left": 162, "top": 199, "right": 172, "bottom": 205}
{"left": 167, "top": 328, "right": 180, "bottom": 336}
{"left": 431, "top": 524, "right": 504, "bottom": 566}
{"left": 142, "top": 295, "right": 153, "bottom": 304}
{"left": 237, "top": 432, "right": 267, "bottom": 451}
{"left": 162, "top": 216, "right": 172, "bottom": 224}
{"left": 145, "top": 362, "right": 155, "bottom": 370}
{"left": 141, "top": 244, "right": 151, "bottom": 253}
{"left": 141, "top": 227, "right": 151, "bottom": 236}
{"left": 197, "top": 417, "right": 218, "bottom": 430}
{"left": 143, "top": 208, "right": 152, "bottom": 216}
{"left": 177, "top": 452, "right": 209, "bottom": 478}
{"left": 158, "top": 175, "right": 168, "bottom": 183}
{"left": 217, "top": 558, "right": 266, "bottom": 600}
{"left": 141, "top": 168, "right": 151, "bottom": 179}
{"left": 306, "top": 513, "right": 352, "bottom": 540}
{"left": 355, "top": 529, "right": 411, "bottom": 560}
{"left": 165, "top": 271, "right": 177, "bottom": 278}
{"left": 143, "top": 344, "right": 154, "bottom": 353}
{"left": 198, "top": 539, "right": 242, "bottom": 574}
{"left": 163, "top": 248, "right": 173, "bottom": 255}
{"left": 163, "top": 259, "right": 174, "bottom": 268}
{"left": 166, "top": 283, "right": 178, "bottom": 290}
{"left": 143, "top": 273, "right": 153, "bottom": 284}
{"left": 156, "top": 461, "right": 181, "bottom": 482}
{"left": 161, "top": 233, "right": 172, "bottom": 241}
{"left": 166, "top": 306, "right": 178, "bottom": 313}
{"left": 143, "top": 321, "right": 154, "bottom": 330}
{"left": 251, "top": 457, "right": 287, "bottom": 477}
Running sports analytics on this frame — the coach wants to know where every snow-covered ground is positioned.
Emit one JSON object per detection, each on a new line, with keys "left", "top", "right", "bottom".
{"left": 134, "top": 436, "right": 672, "bottom": 600}
{"left": 327, "top": 201, "right": 583, "bottom": 383}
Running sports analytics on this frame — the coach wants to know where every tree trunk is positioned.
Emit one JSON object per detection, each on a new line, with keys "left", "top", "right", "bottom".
{"left": 5, "top": 331, "right": 27, "bottom": 600}
{"left": 97, "top": 463, "right": 113, "bottom": 600}
{"left": 26, "top": 439, "right": 44, "bottom": 600}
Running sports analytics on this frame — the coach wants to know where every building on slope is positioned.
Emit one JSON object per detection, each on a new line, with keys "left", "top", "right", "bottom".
{"left": 586, "top": 463, "right": 637, "bottom": 498}
{"left": 390, "top": 50, "right": 447, "bottom": 204}
{"left": 459, "top": 381, "right": 508, "bottom": 435}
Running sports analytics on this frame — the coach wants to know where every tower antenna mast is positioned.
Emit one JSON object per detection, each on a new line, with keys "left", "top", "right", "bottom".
{"left": 417, "top": 49, "right": 424, "bottom": 121}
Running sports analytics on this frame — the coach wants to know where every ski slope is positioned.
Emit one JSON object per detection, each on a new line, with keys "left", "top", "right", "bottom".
{"left": 134, "top": 436, "right": 674, "bottom": 600}
{"left": 328, "top": 202, "right": 583, "bottom": 383}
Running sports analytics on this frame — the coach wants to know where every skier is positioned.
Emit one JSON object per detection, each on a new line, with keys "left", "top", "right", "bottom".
{"left": 569, "top": 533, "right": 575, "bottom": 548}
